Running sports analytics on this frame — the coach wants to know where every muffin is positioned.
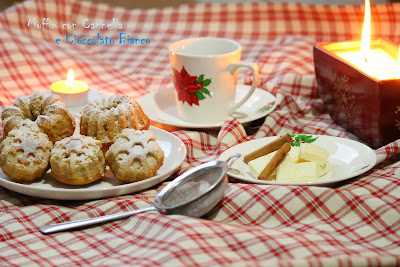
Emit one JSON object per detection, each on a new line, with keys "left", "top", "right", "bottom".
{"left": 105, "top": 129, "right": 164, "bottom": 183}
{"left": 0, "top": 121, "right": 53, "bottom": 182}
{"left": 50, "top": 135, "right": 106, "bottom": 185}
{"left": 1, "top": 91, "right": 75, "bottom": 143}
{"left": 80, "top": 94, "right": 150, "bottom": 148}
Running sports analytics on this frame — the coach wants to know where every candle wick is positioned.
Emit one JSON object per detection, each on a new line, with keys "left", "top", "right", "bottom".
{"left": 364, "top": 55, "right": 368, "bottom": 63}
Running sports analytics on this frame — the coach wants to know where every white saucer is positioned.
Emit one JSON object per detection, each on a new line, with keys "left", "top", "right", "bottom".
{"left": 138, "top": 85, "right": 277, "bottom": 129}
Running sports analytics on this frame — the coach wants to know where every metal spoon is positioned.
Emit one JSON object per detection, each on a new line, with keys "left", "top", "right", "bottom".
{"left": 40, "top": 153, "right": 240, "bottom": 234}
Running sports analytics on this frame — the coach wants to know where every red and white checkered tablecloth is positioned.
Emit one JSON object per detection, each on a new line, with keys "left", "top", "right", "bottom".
{"left": 0, "top": 0, "right": 400, "bottom": 266}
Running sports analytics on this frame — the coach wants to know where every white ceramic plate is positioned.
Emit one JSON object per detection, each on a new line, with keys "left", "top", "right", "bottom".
{"left": 138, "top": 85, "right": 277, "bottom": 129}
{"left": 219, "top": 135, "right": 377, "bottom": 186}
{"left": 0, "top": 127, "right": 187, "bottom": 200}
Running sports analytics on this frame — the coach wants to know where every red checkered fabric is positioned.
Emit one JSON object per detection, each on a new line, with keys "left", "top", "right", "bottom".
{"left": 0, "top": 0, "right": 399, "bottom": 266}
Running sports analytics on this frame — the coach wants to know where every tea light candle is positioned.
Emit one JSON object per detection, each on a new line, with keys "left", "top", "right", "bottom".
{"left": 50, "top": 69, "right": 89, "bottom": 107}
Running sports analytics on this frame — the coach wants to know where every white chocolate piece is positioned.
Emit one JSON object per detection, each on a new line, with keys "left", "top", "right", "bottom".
{"left": 276, "top": 163, "right": 298, "bottom": 182}
{"left": 296, "top": 162, "right": 320, "bottom": 181}
{"left": 320, "top": 162, "right": 331, "bottom": 177}
{"left": 288, "top": 147, "right": 300, "bottom": 162}
{"left": 299, "top": 143, "right": 330, "bottom": 166}
{"left": 277, "top": 162, "right": 321, "bottom": 182}
{"left": 248, "top": 152, "right": 277, "bottom": 179}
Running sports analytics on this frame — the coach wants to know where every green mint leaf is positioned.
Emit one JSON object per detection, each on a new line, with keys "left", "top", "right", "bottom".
{"left": 306, "top": 137, "right": 319, "bottom": 143}
{"left": 291, "top": 140, "right": 301, "bottom": 147}
{"left": 295, "top": 135, "right": 309, "bottom": 140}
{"left": 290, "top": 134, "right": 318, "bottom": 146}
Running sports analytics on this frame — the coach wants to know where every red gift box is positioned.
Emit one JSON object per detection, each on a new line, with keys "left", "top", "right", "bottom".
{"left": 314, "top": 39, "right": 400, "bottom": 148}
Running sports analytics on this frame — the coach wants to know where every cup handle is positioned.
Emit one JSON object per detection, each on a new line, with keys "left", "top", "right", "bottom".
{"left": 226, "top": 61, "right": 259, "bottom": 115}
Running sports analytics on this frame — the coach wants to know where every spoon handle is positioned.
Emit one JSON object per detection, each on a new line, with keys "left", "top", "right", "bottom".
{"left": 40, "top": 205, "right": 159, "bottom": 234}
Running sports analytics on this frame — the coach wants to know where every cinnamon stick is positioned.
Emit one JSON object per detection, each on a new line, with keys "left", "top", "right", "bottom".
{"left": 243, "top": 133, "right": 291, "bottom": 163}
{"left": 258, "top": 142, "right": 291, "bottom": 180}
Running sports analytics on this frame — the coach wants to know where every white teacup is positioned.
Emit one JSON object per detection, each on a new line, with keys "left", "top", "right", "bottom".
{"left": 169, "top": 37, "right": 259, "bottom": 124}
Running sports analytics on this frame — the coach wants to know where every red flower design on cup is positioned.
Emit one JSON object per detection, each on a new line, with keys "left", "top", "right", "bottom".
{"left": 172, "top": 66, "right": 212, "bottom": 106}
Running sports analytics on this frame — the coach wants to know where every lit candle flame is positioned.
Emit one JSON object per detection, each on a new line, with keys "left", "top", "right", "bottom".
{"left": 360, "top": 0, "right": 371, "bottom": 63}
{"left": 66, "top": 69, "right": 74, "bottom": 88}
{"left": 333, "top": 0, "right": 400, "bottom": 80}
